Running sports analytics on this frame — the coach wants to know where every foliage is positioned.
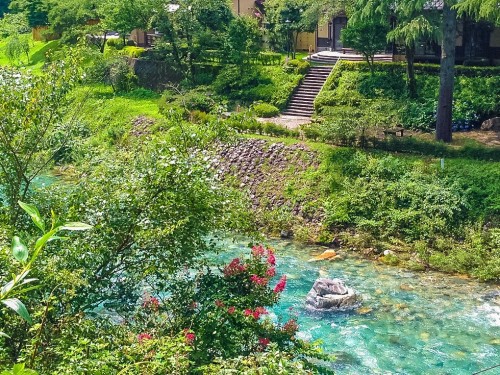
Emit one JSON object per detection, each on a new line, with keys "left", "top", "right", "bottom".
{"left": 283, "top": 58, "right": 310, "bottom": 75}
{"left": 200, "top": 345, "right": 317, "bottom": 374}
{"left": 212, "top": 65, "right": 303, "bottom": 109}
{"left": 253, "top": 103, "right": 280, "bottom": 118}
{"left": 315, "top": 61, "right": 500, "bottom": 131}
{"left": 1, "top": 202, "right": 91, "bottom": 338}
{"left": 340, "top": 19, "right": 389, "bottom": 74}
{"left": 159, "top": 86, "right": 217, "bottom": 114}
{"left": 9, "top": 0, "right": 49, "bottom": 28}
{"left": 0, "top": 53, "right": 81, "bottom": 225}
{"left": 4, "top": 34, "right": 30, "bottom": 65}
{"left": 453, "top": 0, "right": 500, "bottom": 26}
{"left": 119, "top": 46, "right": 145, "bottom": 58}
{"left": 224, "top": 16, "right": 263, "bottom": 66}
{"left": 0, "top": 13, "right": 30, "bottom": 38}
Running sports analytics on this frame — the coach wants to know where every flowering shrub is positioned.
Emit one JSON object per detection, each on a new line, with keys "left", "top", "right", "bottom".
{"left": 149, "top": 244, "right": 311, "bottom": 368}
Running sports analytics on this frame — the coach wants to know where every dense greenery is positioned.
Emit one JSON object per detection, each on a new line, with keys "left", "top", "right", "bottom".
{"left": 315, "top": 61, "right": 500, "bottom": 131}
{"left": 1, "top": 1, "right": 499, "bottom": 372}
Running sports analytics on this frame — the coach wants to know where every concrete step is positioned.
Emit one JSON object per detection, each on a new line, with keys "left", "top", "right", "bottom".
{"left": 292, "top": 94, "right": 318, "bottom": 99}
{"left": 282, "top": 110, "right": 314, "bottom": 117}
{"left": 282, "top": 66, "right": 333, "bottom": 117}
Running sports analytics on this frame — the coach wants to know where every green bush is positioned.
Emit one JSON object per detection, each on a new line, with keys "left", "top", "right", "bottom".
{"left": 254, "top": 103, "right": 279, "bottom": 118}
{"left": 315, "top": 60, "right": 499, "bottom": 131}
{"left": 120, "top": 46, "right": 146, "bottom": 58}
{"left": 283, "top": 59, "right": 310, "bottom": 75}
{"left": 159, "top": 87, "right": 217, "bottom": 113}
{"left": 106, "top": 38, "right": 124, "bottom": 50}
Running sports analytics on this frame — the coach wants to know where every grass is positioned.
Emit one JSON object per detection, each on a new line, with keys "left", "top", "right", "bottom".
{"left": 0, "top": 34, "right": 59, "bottom": 73}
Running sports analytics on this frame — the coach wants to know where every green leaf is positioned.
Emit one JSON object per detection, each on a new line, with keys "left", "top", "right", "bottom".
{"left": 11, "top": 236, "right": 28, "bottom": 263}
{"left": 0, "top": 331, "right": 10, "bottom": 339}
{"left": 1, "top": 298, "right": 32, "bottom": 324}
{"left": 18, "top": 201, "right": 45, "bottom": 232}
{"left": 60, "top": 222, "right": 93, "bottom": 231}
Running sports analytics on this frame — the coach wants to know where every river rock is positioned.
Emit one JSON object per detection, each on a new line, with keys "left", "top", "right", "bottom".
{"left": 481, "top": 117, "right": 500, "bottom": 132}
{"left": 306, "top": 278, "right": 360, "bottom": 310}
{"left": 308, "top": 250, "right": 337, "bottom": 262}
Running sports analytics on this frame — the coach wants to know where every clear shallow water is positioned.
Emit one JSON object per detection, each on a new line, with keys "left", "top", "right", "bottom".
{"left": 217, "top": 238, "right": 500, "bottom": 375}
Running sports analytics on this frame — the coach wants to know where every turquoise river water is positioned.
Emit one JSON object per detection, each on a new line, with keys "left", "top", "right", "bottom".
{"left": 217, "top": 238, "right": 500, "bottom": 375}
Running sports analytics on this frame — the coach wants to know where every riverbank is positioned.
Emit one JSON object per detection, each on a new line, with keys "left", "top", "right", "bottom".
{"left": 214, "top": 136, "right": 500, "bottom": 282}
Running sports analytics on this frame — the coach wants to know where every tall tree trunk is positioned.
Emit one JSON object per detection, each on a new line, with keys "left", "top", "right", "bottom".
{"left": 435, "top": 4, "right": 457, "bottom": 143}
{"left": 405, "top": 45, "right": 416, "bottom": 98}
{"left": 100, "top": 32, "right": 108, "bottom": 54}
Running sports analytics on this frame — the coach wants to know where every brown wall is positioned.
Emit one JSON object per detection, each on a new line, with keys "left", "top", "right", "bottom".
{"left": 296, "top": 32, "right": 316, "bottom": 52}
{"left": 232, "top": 0, "right": 256, "bottom": 16}
{"left": 32, "top": 26, "right": 59, "bottom": 42}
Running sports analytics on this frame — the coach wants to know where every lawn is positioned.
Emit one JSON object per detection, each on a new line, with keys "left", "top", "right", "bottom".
{"left": 0, "top": 34, "right": 58, "bottom": 72}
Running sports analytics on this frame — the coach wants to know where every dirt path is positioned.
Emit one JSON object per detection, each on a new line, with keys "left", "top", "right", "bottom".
{"left": 257, "top": 115, "right": 311, "bottom": 129}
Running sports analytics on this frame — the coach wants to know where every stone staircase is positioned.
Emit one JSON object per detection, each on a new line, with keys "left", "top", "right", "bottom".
{"left": 282, "top": 66, "right": 332, "bottom": 117}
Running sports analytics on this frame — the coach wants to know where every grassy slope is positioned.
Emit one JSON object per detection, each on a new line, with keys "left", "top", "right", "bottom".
{"left": 240, "top": 134, "right": 499, "bottom": 281}
{"left": 0, "top": 35, "right": 59, "bottom": 73}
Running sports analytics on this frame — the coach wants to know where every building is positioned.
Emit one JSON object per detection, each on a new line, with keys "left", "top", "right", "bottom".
{"left": 231, "top": 1, "right": 499, "bottom": 64}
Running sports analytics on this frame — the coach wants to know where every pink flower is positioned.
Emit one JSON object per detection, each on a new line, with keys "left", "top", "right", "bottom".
{"left": 138, "top": 333, "right": 152, "bottom": 343}
{"left": 283, "top": 319, "right": 299, "bottom": 334}
{"left": 252, "top": 245, "right": 266, "bottom": 257}
{"left": 255, "top": 306, "right": 268, "bottom": 315}
{"left": 184, "top": 330, "right": 195, "bottom": 345}
{"left": 227, "top": 306, "right": 235, "bottom": 314}
{"left": 266, "top": 267, "right": 276, "bottom": 277}
{"left": 142, "top": 295, "right": 160, "bottom": 311}
{"left": 273, "top": 275, "right": 287, "bottom": 293}
{"left": 223, "top": 258, "right": 247, "bottom": 277}
{"left": 258, "top": 337, "right": 270, "bottom": 346}
{"left": 250, "top": 306, "right": 268, "bottom": 320}
{"left": 244, "top": 309, "right": 253, "bottom": 316}
{"left": 250, "top": 274, "right": 268, "bottom": 286}
{"left": 267, "top": 249, "right": 276, "bottom": 266}
{"left": 215, "top": 299, "right": 225, "bottom": 308}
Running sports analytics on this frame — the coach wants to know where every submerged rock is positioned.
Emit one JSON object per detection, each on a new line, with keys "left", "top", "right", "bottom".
{"left": 306, "top": 278, "right": 360, "bottom": 310}
{"left": 308, "top": 250, "right": 337, "bottom": 262}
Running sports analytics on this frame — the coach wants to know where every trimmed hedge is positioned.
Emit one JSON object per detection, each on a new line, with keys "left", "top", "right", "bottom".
{"left": 253, "top": 103, "right": 280, "bottom": 118}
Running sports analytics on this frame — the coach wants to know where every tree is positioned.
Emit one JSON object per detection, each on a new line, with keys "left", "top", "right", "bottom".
{"left": 151, "top": 0, "right": 233, "bottom": 81}
{"left": 225, "top": 16, "right": 263, "bottom": 67}
{"left": 98, "top": 0, "right": 156, "bottom": 44}
{"left": 9, "top": 0, "right": 49, "bottom": 28}
{"left": 352, "top": 0, "right": 440, "bottom": 97}
{"left": 4, "top": 33, "right": 30, "bottom": 65}
{"left": 454, "top": 0, "right": 500, "bottom": 25}
{"left": 0, "top": 12, "right": 30, "bottom": 38}
{"left": 435, "top": 0, "right": 499, "bottom": 142}
{"left": 0, "top": 53, "right": 81, "bottom": 226}
{"left": 435, "top": 2, "right": 457, "bottom": 143}
{"left": 265, "top": 0, "right": 317, "bottom": 59}
{"left": 341, "top": 19, "right": 390, "bottom": 74}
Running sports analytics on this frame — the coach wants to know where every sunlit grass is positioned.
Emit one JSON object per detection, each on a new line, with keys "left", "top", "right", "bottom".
{"left": 0, "top": 34, "right": 59, "bottom": 72}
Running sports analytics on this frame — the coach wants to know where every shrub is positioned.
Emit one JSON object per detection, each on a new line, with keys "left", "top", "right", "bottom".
{"left": 120, "top": 46, "right": 146, "bottom": 58}
{"left": 159, "top": 87, "right": 217, "bottom": 113}
{"left": 254, "top": 103, "right": 279, "bottom": 118}
{"left": 106, "top": 38, "right": 124, "bottom": 50}
{"left": 109, "top": 58, "right": 138, "bottom": 92}
{"left": 283, "top": 59, "right": 310, "bottom": 75}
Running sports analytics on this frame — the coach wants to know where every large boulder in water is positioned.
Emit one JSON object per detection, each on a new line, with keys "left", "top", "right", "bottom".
{"left": 306, "top": 278, "right": 359, "bottom": 310}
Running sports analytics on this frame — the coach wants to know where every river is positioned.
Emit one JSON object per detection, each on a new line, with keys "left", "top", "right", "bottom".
{"left": 217, "top": 238, "right": 500, "bottom": 375}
